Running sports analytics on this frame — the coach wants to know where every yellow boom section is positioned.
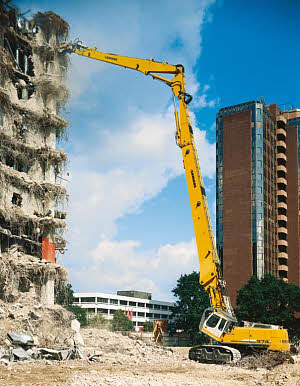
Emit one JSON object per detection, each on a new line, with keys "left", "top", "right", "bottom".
{"left": 64, "top": 41, "right": 228, "bottom": 312}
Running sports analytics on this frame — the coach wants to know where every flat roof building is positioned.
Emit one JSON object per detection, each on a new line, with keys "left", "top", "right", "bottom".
{"left": 216, "top": 101, "right": 300, "bottom": 304}
{"left": 74, "top": 291, "right": 174, "bottom": 331}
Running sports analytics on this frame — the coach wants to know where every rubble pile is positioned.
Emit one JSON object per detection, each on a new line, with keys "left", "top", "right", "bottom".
{"left": 236, "top": 351, "right": 295, "bottom": 370}
{"left": 0, "top": 297, "right": 74, "bottom": 348}
{"left": 81, "top": 328, "right": 176, "bottom": 365}
{"left": 0, "top": 330, "right": 85, "bottom": 366}
{"left": 0, "top": 251, "right": 76, "bottom": 354}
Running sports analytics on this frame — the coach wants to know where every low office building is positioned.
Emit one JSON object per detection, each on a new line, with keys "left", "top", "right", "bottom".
{"left": 74, "top": 290, "right": 175, "bottom": 330}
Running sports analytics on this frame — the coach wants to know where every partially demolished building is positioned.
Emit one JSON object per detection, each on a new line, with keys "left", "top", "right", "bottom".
{"left": 0, "top": 1, "right": 69, "bottom": 263}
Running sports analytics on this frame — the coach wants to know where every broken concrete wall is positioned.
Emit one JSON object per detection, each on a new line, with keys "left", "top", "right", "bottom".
{"left": 0, "top": 251, "right": 67, "bottom": 303}
{"left": 0, "top": 1, "right": 69, "bottom": 257}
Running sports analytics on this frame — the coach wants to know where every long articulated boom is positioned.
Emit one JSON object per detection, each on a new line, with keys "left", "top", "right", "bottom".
{"left": 62, "top": 40, "right": 228, "bottom": 313}
{"left": 62, "top": 41, "right": 291, "bottom": 359}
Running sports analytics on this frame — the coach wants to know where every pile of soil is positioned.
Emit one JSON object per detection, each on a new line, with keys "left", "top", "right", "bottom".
{"left": 236, "top": 351, "right": 295, "bottom": 370}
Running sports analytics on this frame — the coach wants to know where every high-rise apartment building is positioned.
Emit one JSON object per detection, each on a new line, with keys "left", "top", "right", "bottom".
{"left": 216, "top": 100, "right": 300, "bottom": 303}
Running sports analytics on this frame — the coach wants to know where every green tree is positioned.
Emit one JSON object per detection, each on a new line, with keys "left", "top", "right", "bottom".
{"left": 66, "top": 305, "right": 88, "bottom": 327}
{"left": 55, "top": 281, "right": 88, "bottom": 327}
{"left": 169, "top": 271, "right": 210, "bottom": 344}
{"left": 55, "top": 281, "right": 74, "bottom": 306}
{"left": 111, "top": 309, "right": 134, "bottom": 332}
{"left": 87, "top": 312, "right": 108, "bottom": 328}
{"left": 142, "top": 321, "right": 153, "bottom": 332}
{"left": 235, "top": 274, "right": 300, "bottom": 339}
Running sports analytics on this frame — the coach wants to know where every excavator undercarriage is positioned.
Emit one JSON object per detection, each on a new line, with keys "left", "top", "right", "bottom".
{"left": 189, "top": 345, "right": 242, "bottom": 364}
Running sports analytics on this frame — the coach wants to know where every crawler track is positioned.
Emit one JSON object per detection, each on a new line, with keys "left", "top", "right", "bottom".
{"left": 189, "top": 345, "right": 242, "bottom": 364}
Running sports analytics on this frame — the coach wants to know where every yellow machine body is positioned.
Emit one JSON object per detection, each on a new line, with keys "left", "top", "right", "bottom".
{"left": 221, "top": 326, "right": 290, "bottom": 351}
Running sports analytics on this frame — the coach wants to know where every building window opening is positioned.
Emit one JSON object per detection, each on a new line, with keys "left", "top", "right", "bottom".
{"left": 97, "top": 308, "right": 108, "bottom": 314}
{"left": 17, "top": 84, "right": 34, "bottom": 100}
{"left": 12, "top": 193, "right": 22, "bottom": 207}
{"left": 279, "top": 270, "right": 288, "bottom": 279}
{"left": 206, "top": 314, "right": 220, "bottom": 328}
{"left": 5, "top": 154, "right": 14, "bottom": 168}
{"left": 81, "top": 297, "right": 95, "bottom": 303}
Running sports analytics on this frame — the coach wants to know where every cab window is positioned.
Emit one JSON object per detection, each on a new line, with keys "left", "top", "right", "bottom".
{"left": 206, "top": 314, "right": 220, "bottom": 328}
{"left": 218, "top": 318, "right": 226, "bottom": 331}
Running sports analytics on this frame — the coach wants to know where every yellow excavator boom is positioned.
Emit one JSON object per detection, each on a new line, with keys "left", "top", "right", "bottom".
{"left": 61, "top": 39, "right": 228, "bottom": 313}
{"left": 62, "top": 40, "right": 290, "bottom": 357}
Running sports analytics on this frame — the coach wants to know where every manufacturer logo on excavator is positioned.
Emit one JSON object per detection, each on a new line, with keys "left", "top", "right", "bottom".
{"left": 105, "top": 56, "right": 117, "bottom": 61}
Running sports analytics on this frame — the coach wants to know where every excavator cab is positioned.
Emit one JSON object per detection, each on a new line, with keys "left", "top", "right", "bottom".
{"left": 199, "top": 307, "right": 236, "bottom": 340}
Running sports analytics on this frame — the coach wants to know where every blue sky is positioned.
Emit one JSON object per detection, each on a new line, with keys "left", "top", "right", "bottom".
{"left": 15, "top": 0, "right": 300, "bottom": 300}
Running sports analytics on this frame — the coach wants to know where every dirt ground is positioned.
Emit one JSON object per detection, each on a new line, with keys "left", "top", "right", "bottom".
{"left": 0, "top": 340, "right": 299, "bottom": 386}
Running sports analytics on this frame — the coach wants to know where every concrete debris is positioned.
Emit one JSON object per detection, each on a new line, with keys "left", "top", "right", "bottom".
{"left": 0, "top": 256, "right": 76, "bottom": 352}
{"left": 71, "top": 319, "right": 84, "bottom": 346}
{"left": 12, "top": 346, "right": 31, "bottom": 360}
{"left": 0, "top": 344, "right": 82, "bottom": 363}
{"left": 0, "top": 252, "right": 67, "bottom": 304}
{"left": 7, "top": 332, "right": 34, "bottom": 346}
{"left": 80, "top": 328, "right": 175, "bottom": 365}
{"left": 38, "top": 347, "right": 67, "bottom": 360}
{"left": 0, "top": 328, "right": 86, "bottom": 364}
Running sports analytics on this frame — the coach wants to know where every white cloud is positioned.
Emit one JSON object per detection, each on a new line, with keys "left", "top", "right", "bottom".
{"left": 193, "top": 84, "right": 220, "bottom": 108}
{"left": 60, "top": 0, "right": 218, "bottom": 299}
{"left": 70, "top": 238, "right": 198, "bottom": 301}
{"left": 67, "top": 106, "right": 215, "bottom": 249}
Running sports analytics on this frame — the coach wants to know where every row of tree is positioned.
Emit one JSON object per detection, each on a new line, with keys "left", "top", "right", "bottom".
{"left": 168, "top": 272, "right": 300, "bottom": 343}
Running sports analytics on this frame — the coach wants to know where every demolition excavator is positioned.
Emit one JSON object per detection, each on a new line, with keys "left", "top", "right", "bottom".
{"left": 61, "top": 40, "right": 291, "bottom": 363}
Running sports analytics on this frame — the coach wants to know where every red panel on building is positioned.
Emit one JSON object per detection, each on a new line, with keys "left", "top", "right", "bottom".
{"left": 42, "top": 237, "right": 56, "bottom": 263}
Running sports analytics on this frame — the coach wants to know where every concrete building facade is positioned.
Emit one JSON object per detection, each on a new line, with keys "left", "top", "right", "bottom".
{"left": 74, "top": 291, "right": 175, "bottom": 331}
{"left": 0, "top": 3, "right": 68, "bottom": 261}
{"left": 216, "top": 100, "right": 300, "bottom": 303}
